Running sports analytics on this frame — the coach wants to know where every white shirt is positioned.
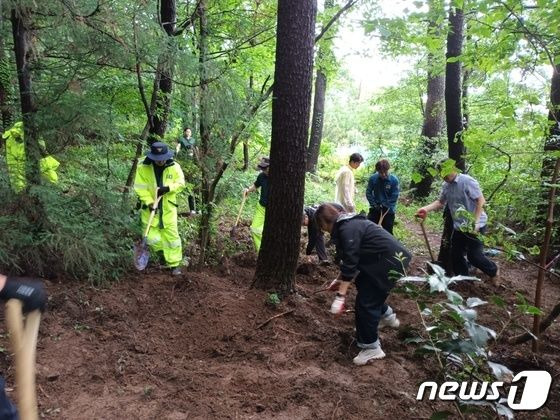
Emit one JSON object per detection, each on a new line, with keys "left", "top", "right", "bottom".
{"left": 335, "top": 165, "right": 356, "bottom": 212}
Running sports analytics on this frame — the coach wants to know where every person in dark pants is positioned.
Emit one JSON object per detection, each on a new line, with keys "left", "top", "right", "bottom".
{"left": 415, "top": 161, "right": 499, "bottom": 285}
{"left": 302, "top": 203, "right": 344, "bottom": 263}
{"left": 366, "top": 159, "right": 399, "bottom": 235}
{"left": 0, "top": 274, "right": 47, "bottom": 419}
{"left": 244, "top": 157, "right": 270, "bottom": 252}
{"left": 315, "top": 204, "right": 412, "bottom": 365}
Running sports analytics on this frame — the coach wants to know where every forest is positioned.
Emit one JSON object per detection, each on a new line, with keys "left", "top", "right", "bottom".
{"left": 0, "top": 0, "right": 559, "bottom": 418}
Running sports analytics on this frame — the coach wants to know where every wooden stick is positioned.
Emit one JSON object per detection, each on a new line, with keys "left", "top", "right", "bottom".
{"left": 378, "top": 207, "right": 390, "bottom": 226}
{"left": 5, "top": 300, "right": 41, "bottom": 420}
{"left": 256, "top": 309, "right": 294, "bottom": 329}
{"left": 234, "top": 194, "right": 247, "bottom": 227}
{"left": 419, "top": 219, "right": 436, "bottom": 261}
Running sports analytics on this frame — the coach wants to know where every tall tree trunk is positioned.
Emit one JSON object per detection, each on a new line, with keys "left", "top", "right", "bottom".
{"left": 253, "top": 0, "right": 317, "bottom": 294}
{"left": 0, "top": 15, "right": 13, "bottom": 131}
{"left": 445, "top": 8, "right": 465, "bottom": 172}
{"left": 306, "top": 0, "right": 334, "bottom": 174}
{"left": 150, "top": 0, "right": 177, "bottom": 141}
{"left": 540, "top": 63, "right": 560, "bottom": 257}
{"left": 410, "top": 0, "right": 445, "bottom": 198}
{"left": 242, "top": 139, "right": 249, "bottom": 171}
{"left": 306, "top": 69, "right": 326, "bottom": 173}
{"left": 438, "top": 6, "right": 464, "bottom": 273}
{"left": 11, "top": 7, "right": 40, "bottom": 187}
{"left": 197, "top": 0, "right": 212, "bottom": 266}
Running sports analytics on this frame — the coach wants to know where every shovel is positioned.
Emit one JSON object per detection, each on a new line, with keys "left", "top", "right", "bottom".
{"left": 230, "top": 193, "right": 247, "bottom": 238}
{"left": 134, "top": 195, "right": 162, "bottom": 271}
{"left": 5, "top": 300, "right": 41, "bottom": 420}
{"left": 416, "top": 216, "right": 441, "bottom": 272}
{"left": 378, "top": 207, "right": 390, "bottom": 226}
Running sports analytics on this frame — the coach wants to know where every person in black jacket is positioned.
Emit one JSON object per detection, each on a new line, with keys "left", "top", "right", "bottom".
{"left": 302, "top": 203, "right": 344, "bottom": 263}
{"left": 315, "top": 203, "right": 412, "bottom": 365}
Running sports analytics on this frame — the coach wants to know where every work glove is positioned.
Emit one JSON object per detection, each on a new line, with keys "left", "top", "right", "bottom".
{"left": 415, "top": 208, "right": 427, "bottom": 220}
{"left": 0, "top": 277, "right": 47, "bottom": 313}
{"left": 330, "top": 293, "right": 346, "bottom": 315}
{"left": 157, "top": 186, "right": 170, "bottom": 197}
{"left": 327, "top": 278, "right": 341, "bottom": 292}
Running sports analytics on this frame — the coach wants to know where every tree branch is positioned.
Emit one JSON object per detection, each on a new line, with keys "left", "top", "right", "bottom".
{"left": 315, "top": 0, "right": 359, "bottom": 43}
{"left": 508, "top": 301, "right": 560, "bottom": 345}
{"left": 486, "top": 144, "right": 512, "bottom": 202}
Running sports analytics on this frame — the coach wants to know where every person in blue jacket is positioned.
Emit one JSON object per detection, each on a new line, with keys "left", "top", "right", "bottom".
{"left": 366, "top": 159, "right": 399, "bottom": 235}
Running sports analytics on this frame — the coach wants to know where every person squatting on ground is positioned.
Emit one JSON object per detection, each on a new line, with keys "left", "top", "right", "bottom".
{"left": 134, "top": 142, "right": 186, "bottom": 276}
{"left": 302, "top": 203, "right": 343, "bottom": 264}
{"left": 244, "top": 157, "right": 270, "bottom": 252}
{"left": 315, "top": 204, "right": 412, "bottom": 365}
{"left": 0, "top": 274, "right": 47, "bottom": 419}
{"left": 415, "top": 162, "right": 500, "bottom": 285}
{"left": 366, "top": 159, "right": 400, "bottom": 235}
{"left": 334, "top": 153, "right": 364, "bottom": 213}
{"left": 175, "top": 127, "right": 198, "bottom": 214}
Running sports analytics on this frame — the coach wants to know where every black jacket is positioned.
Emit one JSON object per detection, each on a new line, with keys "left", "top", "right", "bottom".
{"left": 332, "top": 214, "right": 412, "bottom": 291}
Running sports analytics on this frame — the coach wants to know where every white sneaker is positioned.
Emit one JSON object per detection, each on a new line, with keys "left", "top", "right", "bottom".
{"left": 378, "top": 314, "right": 400, "bottom": 329}
{"left": 353, "top": 347, "right": 386, "bottom": 365}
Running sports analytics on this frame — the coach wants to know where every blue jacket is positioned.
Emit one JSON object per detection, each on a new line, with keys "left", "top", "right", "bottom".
{"left": 366, "top": 173, "right": 399, "bottom": 213}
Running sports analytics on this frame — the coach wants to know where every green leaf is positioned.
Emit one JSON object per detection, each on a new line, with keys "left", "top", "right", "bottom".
{"left": 488, "top": 361, "right": 513, "bottom": 381}
{"left": 411, "top": 172, "right": 422, "bottom": 183}
{"left": 490, "top": 295, "right": 506, "bottom": 308}
{"left": 526, "top": 245, "right": 540, "bottom": 256}
{"left": 523, "top": 305, "right": 544, "bottom": 316}
{"left": 427, "top": 167, "right": 438, "bottom": 177}
{"left": 466, "top": 297, "right": 487, "bottom": 308}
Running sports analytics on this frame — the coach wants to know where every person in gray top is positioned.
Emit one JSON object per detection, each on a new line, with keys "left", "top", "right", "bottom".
{"left": 415, "top": 162, "right": 499, "bottom": 285}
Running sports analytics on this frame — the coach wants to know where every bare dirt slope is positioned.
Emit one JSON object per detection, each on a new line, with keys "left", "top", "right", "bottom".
{"left": 0, "top": 220, "right": 558, "bottom": 419}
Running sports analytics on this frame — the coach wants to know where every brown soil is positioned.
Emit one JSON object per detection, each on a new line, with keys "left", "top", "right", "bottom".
{"left": 0, "top": 220, "right": 558, "bottom": 419}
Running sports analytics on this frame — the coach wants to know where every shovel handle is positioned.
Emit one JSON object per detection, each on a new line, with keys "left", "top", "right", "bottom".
{"left": 234, "top": 193, "right": 247, "bottom": 227}
{"left": 418, "top": 218, "right": 436, "bottom": 262}
{"left": 378, "top": 207, "right": 390, "bottom": 225}
{"left": 142, "top": 195, "right": 163, "bottom": 238}
{"left": 5, "top": 300, "right": 41, "bottom": 420}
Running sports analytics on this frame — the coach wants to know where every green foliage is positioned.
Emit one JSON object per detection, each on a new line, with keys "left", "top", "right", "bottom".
{"left": 0, "top": 185, "right": 133, "bottom": 285}
{"left": 266, "top": 292, "right": 281, "bottom": 307}
{"left": 398, "top": 264, "right": 514, "bottom": 418}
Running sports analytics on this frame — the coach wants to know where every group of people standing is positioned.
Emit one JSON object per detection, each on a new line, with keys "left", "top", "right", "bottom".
{"left": 242, "top": 152, "right": 499, "bottom": 365}
{"left": 133, "top": 135, "right": 499, "bottom": 366}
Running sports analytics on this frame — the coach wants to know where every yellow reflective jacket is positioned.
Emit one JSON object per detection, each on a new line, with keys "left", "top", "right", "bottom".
{"left": 2, "top": 122, "right": 60, "bottom": 192}
{"left": 134, "top": 159, "right": 185, "bottom": 228}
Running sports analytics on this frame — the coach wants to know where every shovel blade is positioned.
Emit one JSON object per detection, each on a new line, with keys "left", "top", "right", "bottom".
{"left": 134, "top": 239, "right": 150, "bottom": 271}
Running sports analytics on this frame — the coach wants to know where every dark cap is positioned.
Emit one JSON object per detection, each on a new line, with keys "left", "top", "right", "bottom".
{"left": 147, "top": 142, "right": 174, "bottom": 161}
{"left": 257, "top": 156, "right": 270, "bottom": 169}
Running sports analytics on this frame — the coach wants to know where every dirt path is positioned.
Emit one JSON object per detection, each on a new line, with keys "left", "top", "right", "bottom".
{"left": 0, "top": 221, "right": 558, "bottom": 419}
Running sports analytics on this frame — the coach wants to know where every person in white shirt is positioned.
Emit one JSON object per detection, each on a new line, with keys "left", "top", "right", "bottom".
{"left": 335, "top": 153, "right": 364, "bottom": 213}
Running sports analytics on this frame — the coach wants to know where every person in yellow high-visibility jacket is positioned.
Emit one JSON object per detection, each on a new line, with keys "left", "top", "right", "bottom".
{"left": 243, "top": 157, "right": 270, "bottom": 253}
{"left": 1, "top": 121, "right": 60, "bottom": 192}
{"left": 134, "top": 142, "right": 186, "bottom": 275}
